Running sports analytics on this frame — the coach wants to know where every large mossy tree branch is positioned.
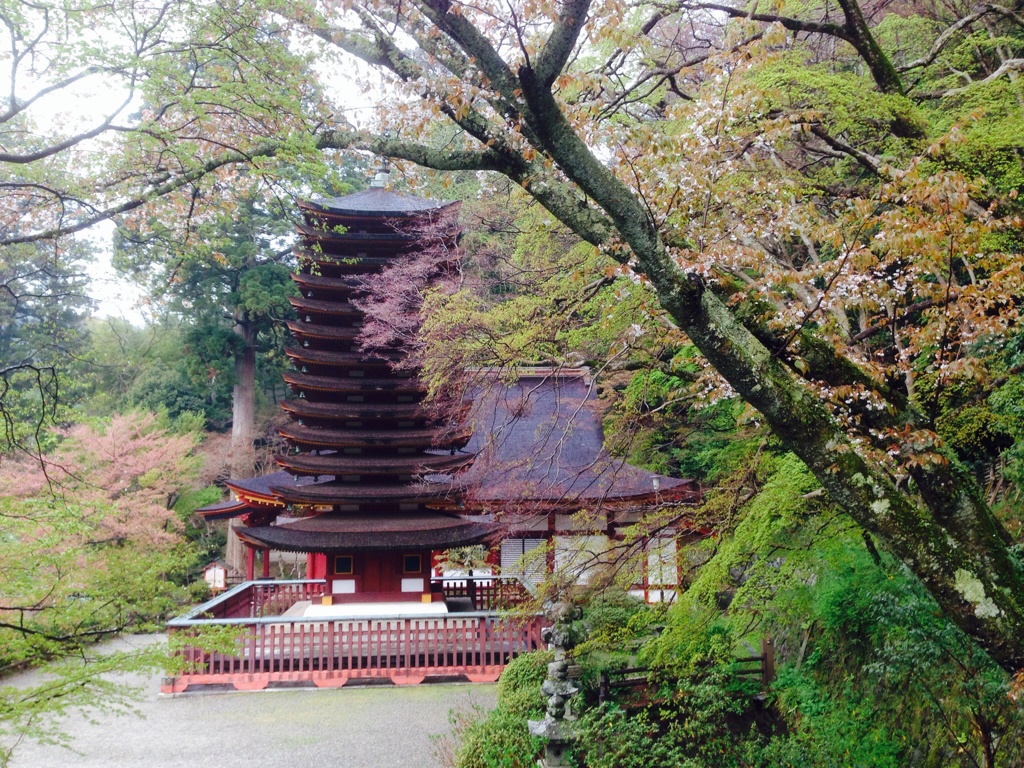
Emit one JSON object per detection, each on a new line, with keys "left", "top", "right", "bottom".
{"left": 675, "top": 0, "right": 903, "bottom": 94}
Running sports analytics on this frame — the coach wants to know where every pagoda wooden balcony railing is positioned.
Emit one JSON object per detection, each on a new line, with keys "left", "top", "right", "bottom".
{"left": 163, "top": 579, "right": 542, "bottom": 693}
{"left": 432, "top": 576, "right": 534, "bottom": 612}
{"left": 180, "top": 577, "right": 533, "bottom": 621}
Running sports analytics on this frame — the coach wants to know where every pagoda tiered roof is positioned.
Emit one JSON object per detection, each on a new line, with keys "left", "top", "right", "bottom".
{"left": 278, "top": 423, "right": 471, "bottom": 451}
{"left": 284, "top": 321, "right": 363, "bottom": 342}
{"left": 285, "top": 347, "right": 400, "bottom": 368}
{"left": 291, "top": 273, "right": 361, "bottom": 294}
{"left": 236, "top": 511, "right": 491, "bottom": 552}
{"left": 299, "top": 189, "right": 458, "bottom": 218}
{"left": 219, "top": 186, "right": 697, "bottom": 563}
{"left": 223, "top": 183, "right": 489, "bottom": 553}
{"left": 295, "top": 250, "right": 398, "bottom": 274}
{"left": 295, "top": 222, "right": 418, "bottom": 244}
{"left": 288, "top": 297, "right": 362, "bottom": 318}
{"left": 275, "top": 451, "right": 473, "bottom": 476}
{"left": 282, "top": 372, "right": 424, "bottom": 396}
{"left": 280, "top": 400, "right": 437, "bottom": 422}
{"left": 268, "top": 479, "right": 461, "bottom": 506}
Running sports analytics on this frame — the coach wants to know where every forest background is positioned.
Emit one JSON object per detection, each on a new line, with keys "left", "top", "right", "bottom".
{"left": 3, "top": 0, "right": 1024, "bottom": 764}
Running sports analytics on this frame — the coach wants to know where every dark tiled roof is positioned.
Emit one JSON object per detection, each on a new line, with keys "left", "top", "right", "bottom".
{"left": 291, "top": 273, "right": 361, "bottom": 293}
{"left": 195, "top": 499, "right": 253, "bottom": 520}
{"left": 276, "top": 451, "right": 473, "bottom": 476}
{"left": 307, "top": 188, "right": 458, "bottom": 216}
{"left": 462, "top": 371, "right": 696, "bottom": 504}
{"left": 281, "top": 400, "right": 430, "bottom": 421}
{"left": 289, "top": 297, "right": 361, "bottom": 316}
{"left": 226, "top": 470, "right": 333, "bottom": 498}
{"left": 285, "top": 322, "right": 363, "bottom": 341}
{"left": 282, "top": 372, "right": 424, "bottom": 394}
{"left": 236, "top": 512, "right": 495, "bottom": 552}
{"left": 269, "top": 479, "right": 460, "bottom": 505}
{"left": 279, "top": 423, "right": 471, "bottom": 450}
{"left": 295, "top": 222, "right": 416, "bottom": 242}
{"left": 285, "top": 347, "right": 400, "bottom": 366}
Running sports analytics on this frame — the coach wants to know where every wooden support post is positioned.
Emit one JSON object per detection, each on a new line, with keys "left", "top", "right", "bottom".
{"left": 261, "top": 547, "right": 271, "bottom": 578}
{"left": 245, "top": 545, "right": 255, "bottom": 581}
{"left": 762, "top": 636, "right": 775, "bottom": 686}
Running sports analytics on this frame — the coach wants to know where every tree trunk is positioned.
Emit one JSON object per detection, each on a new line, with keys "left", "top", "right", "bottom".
{"left": 230, "top": 319, "right": 257, "bottom": 479}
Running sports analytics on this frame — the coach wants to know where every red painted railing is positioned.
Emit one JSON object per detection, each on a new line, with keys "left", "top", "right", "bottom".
{"left": 251, "top": 581, "right": 327, "bottom": 617}
{"left": 433, "top": 577, "right": 532, "bottom": 611}
{"left": 164, "top": 579, "right": 542, "bottom": 693}
{"left": 195, "top": 578, "right": 529, "bottom": 619}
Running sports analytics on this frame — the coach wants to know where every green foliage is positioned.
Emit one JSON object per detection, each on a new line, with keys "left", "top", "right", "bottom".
{"left": 173, "top": 485, "right": 229, "bottom": 568}
{"left": 418, "top": 191, "right": 679, "bottom": 401}
{"left": 639, "top": 453, "right": 1024, "bottom": 767}
{"left": 0, "top": 240, "right": 93, "bottom": 454}
{"left": 450, "top": 707, "right": 544, "bottom": 768}
{"left": 531, "top": 447, "right": 1024, "bottom": 767}
{"left": 446, "top": 651, "right": 551, "bottom": 768}
{"left": 497, "top": 650, "right": 552, "bottom": 718}
{"left": 575, "top": 668, "right": 767, "bottom": 768}
{"left": 112, "top": 190, "right": 303, "bottom": 433}
{"left": 0, "top": 641, "right": 167, "bottom": 767}
{"left": 0, "top": 413, "right": 205, "bottom": 761}
{"left": 581, "top": 590, "right": 647, "bottom": 645}
{"left": 745, "top": 53, "right": 923, "bottom": 164}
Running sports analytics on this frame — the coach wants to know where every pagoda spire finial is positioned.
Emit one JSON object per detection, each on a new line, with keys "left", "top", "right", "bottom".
{"left": 369, "top": 156, "right": 391, "bottom": 188}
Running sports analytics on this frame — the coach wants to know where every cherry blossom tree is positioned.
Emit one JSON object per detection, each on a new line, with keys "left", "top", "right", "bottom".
{"left": 0, "top": 412, "right": 202, "bottom": 762}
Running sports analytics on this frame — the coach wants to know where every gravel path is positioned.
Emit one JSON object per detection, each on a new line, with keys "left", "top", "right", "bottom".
{"left": 6, "top": 635, "right": 496, "bottom": 768}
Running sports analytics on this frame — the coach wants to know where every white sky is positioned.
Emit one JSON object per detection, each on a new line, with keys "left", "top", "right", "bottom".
{"left": 78, "top": 39, "right": 379, "bottom": 326}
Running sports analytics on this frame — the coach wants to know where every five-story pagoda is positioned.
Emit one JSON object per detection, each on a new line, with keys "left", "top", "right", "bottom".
{"left": 199, "top": 172, "right": 494, "bottom": 607}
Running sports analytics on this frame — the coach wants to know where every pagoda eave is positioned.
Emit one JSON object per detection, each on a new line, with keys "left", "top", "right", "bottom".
{"left": 288, "top": 297, "right": 362, "bottom": 317}
{"left": 269, "top": 482, "right": 461, "bottom": 505}
{"left": 295, "top": 222, "right": 418, "bottom": 243}
{"left": 291, "top": 272, "right": 361, "bottom": 294}
{"left": 286, "top": 296, "right": 358, "bottom": 315}
{"left": 283, "top": 373, "right": 425, "bottom": 395}
{"left": 235, "top": 518, "right": 494, "bottom": 553}
{"left": 278, "top": 424, "right": 472, "bottom": 451}
{"left": 285, "top": 348, "right": 401, "bottom": 367}
{"left": 298, "top": 194, "right": 459, "bottom": 219}
{"left": 275, "top": 452, "right": 474, "bottom": 476}
{"left": 281, "top": 400, "right": 430, "bottom": 422}
{"left": 296, "top": 252, "right": 398, "bottom": 273}
{"left": 195, "top": 499, "right": 257, "bottom": 520}
{"left": 285, "top": 321, "right": 362, "bottom": 341}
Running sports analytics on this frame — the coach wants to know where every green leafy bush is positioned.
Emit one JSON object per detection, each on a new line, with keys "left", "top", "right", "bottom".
{"left": 444, "top": 651, "right": 551, "bottom": 768}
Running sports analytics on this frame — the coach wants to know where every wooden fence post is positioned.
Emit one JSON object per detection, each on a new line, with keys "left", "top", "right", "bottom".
{"left": 761, "top": 636, "right": 775, "bottom": 686}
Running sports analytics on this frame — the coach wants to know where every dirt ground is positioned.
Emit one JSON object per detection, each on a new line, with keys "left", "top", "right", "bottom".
{"left": 5, "top": 635, "right": 497, "bottom": 768}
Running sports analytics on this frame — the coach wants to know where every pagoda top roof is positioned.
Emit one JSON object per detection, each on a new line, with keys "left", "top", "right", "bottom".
{"left": 462, "top": 370, "right": 697, "bottom": 505}
{"left": 302, "top": 188, "right": 458, "bottom": 217}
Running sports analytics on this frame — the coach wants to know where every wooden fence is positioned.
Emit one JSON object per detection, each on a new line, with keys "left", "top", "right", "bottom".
{"left": 598, "top": 638, "right": 776, "bottom": 703}
{"left": 164, "top": 579, "right": 542, "bottom": 693}
{"left": 431, "top": 576, "right": 532, "bottom": 611}
{"left": 198, "top": 580, "right": 327, "bottom": 619}
{"left": 164, "top": 613, "right": 545, "bottom": 693}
